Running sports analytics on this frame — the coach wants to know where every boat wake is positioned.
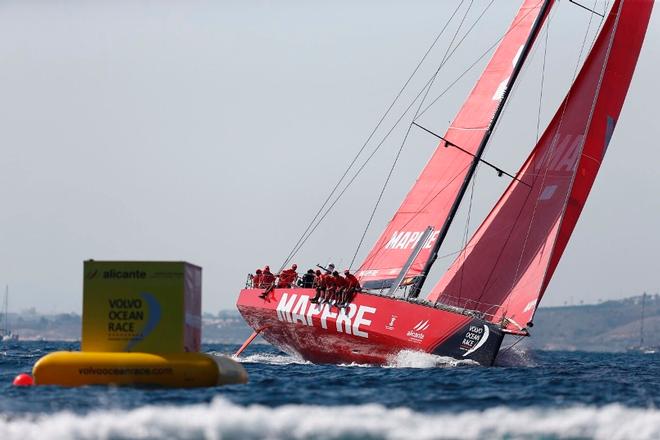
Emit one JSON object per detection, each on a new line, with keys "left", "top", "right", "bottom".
{"left": 230, "top": 347, "right": 531, "bottom": 369}
{"left": 229, "top": 352, "right": 312, "bottom": 366}
{"left": 386, "top": 350, "right": 479, "bottom": 368}
{"left": 232, "top": 350, "right": 478, "bottom": 369}
{"left": 1, "top": 398, "right": 659, "bottom": 440}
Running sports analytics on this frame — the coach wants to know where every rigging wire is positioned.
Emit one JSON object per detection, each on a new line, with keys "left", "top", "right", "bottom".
{"left": 536, "top": 15, "right": 551, "bottom": 143}
{"left": 498, "top": 334, "right": 526, "bottom": 355}
{"left": 284, "top": 0, "right": 550, "bottom": 270}
{"left": 354, "top": 2, "right": 550, "bottom": 275}
{"left": 349, "top": 0, "right": 478, "bottom": 270}
{"left": 278, "top": 0, "right": 468, "bottom": 271}
{"left": 419, "top": 1, "right": 557, "bottom": 308}
{"left": 284, "top": 0, "right": 497, "bottom": 268}
{"left": 456, "top": 165, "right": 479, "bottom": 300}
{"left": 486, "top": 0, "right": 609, "bottom": 318}
{"left": 416, "top": 0, "right": 539, "bottom": 120}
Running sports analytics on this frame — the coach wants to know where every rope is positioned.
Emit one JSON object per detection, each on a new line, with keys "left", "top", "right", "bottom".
{"left": 498, "top": 334, "right": 526, "bottom": 355}
{"left": 349, "top": 0, "right": 477, "bottom": 270}
{"left": 284, "top": 0, "right": 494, "bottom": 267}
{"left": 417, "top": 0, "right": 541, "bottom": 120}
{"left": 536, "top": 16, "right": 550, "bottom": 143}
{"left": 487, "top": 0, "right": 608, "bottom": 316}
{"left": 456, "top": 165, "right": 479, "bottom": 300}
{"left": 356, "top": 1, "right": 542, "bottom": 275}
{"left": 278, "top": 0, "right": 468, "bottom": 271}
{"left": 283, "top": 0, "right": 548, "bottom": 270}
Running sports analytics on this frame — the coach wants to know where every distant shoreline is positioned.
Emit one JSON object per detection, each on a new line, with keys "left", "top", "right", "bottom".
{"left": 4, "top": 293, "right": 657, "bottom": 352}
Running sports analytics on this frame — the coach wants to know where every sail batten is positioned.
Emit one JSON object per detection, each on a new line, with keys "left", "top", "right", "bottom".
{"left": 357, "top": 0, "right": 554, "bottom": 288}
{"left": 427, "top": 0, "right": 654, "bottom": 331}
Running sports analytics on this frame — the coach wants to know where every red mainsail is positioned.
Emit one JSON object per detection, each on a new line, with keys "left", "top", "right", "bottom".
{"left": 357, "top": 1, "right": 553, "bottom": 287}
{"left": 427, "top": 0, "right": 654, "bottom": 332}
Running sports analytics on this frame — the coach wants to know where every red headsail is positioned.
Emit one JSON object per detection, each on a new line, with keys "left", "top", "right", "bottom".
{"left": 427, "top": 0, "right": 654, "bottom": 332}
{"left": 357, "top": 1, "right": 553, "bottom": 287}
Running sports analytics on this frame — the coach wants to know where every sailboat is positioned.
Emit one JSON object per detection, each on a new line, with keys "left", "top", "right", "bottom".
{"left": 1, "top": 286, "right": 19, "bottom": 342}
{"left": 627, "top": 292, "right": 659, "bottom": 354}
{"left": 236, "top": 0, "right": 654, "bottom": 366}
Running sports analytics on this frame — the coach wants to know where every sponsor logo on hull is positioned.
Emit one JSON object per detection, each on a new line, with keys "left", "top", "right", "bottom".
{"left": 385, "top": 315, "right": 397, "bottom": 331}
{"left": 275, "top": 293, "right": 376, "bottom": 339}
{"left": 460, "top": 324, "right": 489, "bottom": 356}
{"left": 406, "top": 319, "right": 430, "bottom": 343}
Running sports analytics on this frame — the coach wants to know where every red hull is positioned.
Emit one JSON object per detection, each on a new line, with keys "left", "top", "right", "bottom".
{"left": 237, "top": 288, "right": 504, "bottom": 366}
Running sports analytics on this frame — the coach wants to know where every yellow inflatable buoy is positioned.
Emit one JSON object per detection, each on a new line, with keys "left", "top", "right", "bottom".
{"left": 32, "top": 351, "right": 248, "bottom": 387}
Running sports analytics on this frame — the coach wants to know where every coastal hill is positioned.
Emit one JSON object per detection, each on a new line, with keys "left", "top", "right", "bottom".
{"left": 3, "top": 293, "right": 658, "bottom": 352}
{"left": 531, "top": 293, "right": 660, "bottom": 352}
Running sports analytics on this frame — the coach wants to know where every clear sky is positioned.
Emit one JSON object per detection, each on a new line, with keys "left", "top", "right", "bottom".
{"left": 0, "top": 1, "right": 658, "bottom": 314}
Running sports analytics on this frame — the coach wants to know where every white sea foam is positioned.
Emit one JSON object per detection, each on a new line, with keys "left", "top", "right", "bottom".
{"left": 386, "top": 350, "right": 479, "bottom": 368}
{"left": 1, "top": 399, "right": 660, "bottom": 440}
{"left": 230, "top": 352, "right": 312, "bottom": 366}
{"left": 494, "top": 345, "right": 538, "bottom": 367}
{"left": 236, "top": 350, "right": 478, "bottom": 369}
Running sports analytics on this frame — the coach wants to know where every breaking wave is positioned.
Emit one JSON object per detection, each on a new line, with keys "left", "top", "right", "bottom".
{"left": 1, "top": 398, "right": 659, "bottom": 440}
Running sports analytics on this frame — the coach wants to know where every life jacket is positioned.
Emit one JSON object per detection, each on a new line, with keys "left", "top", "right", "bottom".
{"left": 344, "top": 273, "right": 361, "bottom": 290}
{"left": 253, "top": 273, "right": 263, "bottom": 288}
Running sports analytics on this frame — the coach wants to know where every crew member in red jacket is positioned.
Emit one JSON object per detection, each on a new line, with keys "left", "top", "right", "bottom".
{"left": 341, "top": 269, "right": 361, "bottom": 307}
{"left": 258, "top": 266, "right": 277, "bottom": 299}
{"left": 310, "top": 270, "right": 325, "bottom": 303}
{"left": 261, "top": 266, "right": 275, "bottom": 287}
{"left": 252, "top": 269, "right": 263, "bottom": 288}
{"left": 323, "top": 272, "right": 336, "bottom": 304}
{"left": 330, "top": 271, "right": 347, "bottom": 307}
{"left": 277, "top": 264, "right": 298, "bottom": 288}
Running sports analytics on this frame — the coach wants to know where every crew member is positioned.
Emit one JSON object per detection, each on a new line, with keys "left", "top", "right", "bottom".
{"left": 298, "top": 269, "right": 316, "bottom": 288}
{"left": 277, "top": 264, "right": 298, "bottom": 288}
{"left": 261, "top": 266, "right": 275, "bottom": 288}
{"left": 341, "top": 269, "right": 361, "bottom": 306}
{"left": 322, "top": 271, "right": 336, "bottom": 304}
{"left": 259, "top": 266, "right": 276, "bottom": 299}
{"left": 330, "top": 270, "right": 347, "bottom": 307}
{"left": 252, "top": 269, "right": 263, "bottom": 288}
{"left": 310, "top": 270, "right": 325, "bottom": 303}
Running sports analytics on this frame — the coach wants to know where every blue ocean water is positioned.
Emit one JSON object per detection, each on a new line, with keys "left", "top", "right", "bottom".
{"left": 1, "top": 341, "right": 659, "bottom": 439}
